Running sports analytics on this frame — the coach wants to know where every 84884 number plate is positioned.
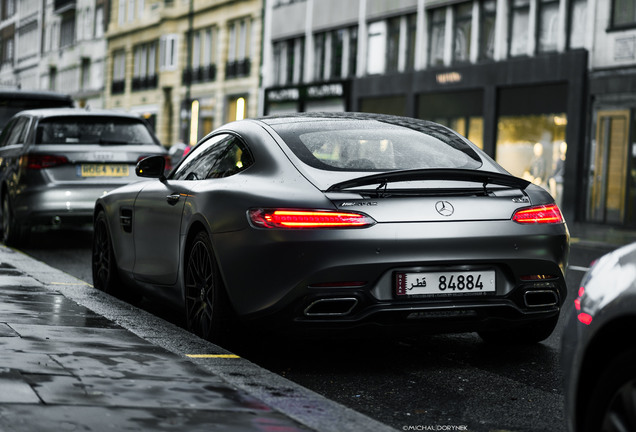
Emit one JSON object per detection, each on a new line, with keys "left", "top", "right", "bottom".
{"left": 396, "top": 270, "right": 496, "bottom": 297}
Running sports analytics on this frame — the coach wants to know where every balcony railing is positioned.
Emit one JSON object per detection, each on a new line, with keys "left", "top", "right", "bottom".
{"left": 132, "top": 75, "right": 158, "bottom": 91}
{"left": 182, "top": 64, "right": 217, "bottom": 85}
{"left": 225, "top": 59, "right": 251, "bottom": 80}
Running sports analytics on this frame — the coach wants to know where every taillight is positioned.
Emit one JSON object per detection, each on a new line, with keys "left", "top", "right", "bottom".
{"left": 512, "top": 204, "right": 564, "bottom": 224}
{"left": 248, "top": 208, "right": 376, "bottom": 229}
{"left": 575, "top": 286, "right": 592, "bottom": 325}
{"left": 24, "top": 154, "right": 69, "bottom": 170}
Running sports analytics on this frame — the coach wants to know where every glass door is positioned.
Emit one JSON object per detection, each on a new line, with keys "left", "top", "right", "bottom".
{"left": 589, "top": 110, "right": 630, "bottom": 224}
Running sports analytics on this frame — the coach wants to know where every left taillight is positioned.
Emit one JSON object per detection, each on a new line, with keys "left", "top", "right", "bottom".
{"left": 512, "top": 204, "right": 564, "bottom": 224}
{"left": 248, "top": 208, "right": 376, "bottom": 229}
{"left": 24, "top": 154, "right": 69, "bottom": 170}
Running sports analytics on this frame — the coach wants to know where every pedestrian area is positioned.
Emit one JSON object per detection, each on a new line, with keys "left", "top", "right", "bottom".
{"left": 0, "top": 246, "right": 392, "bottom": 432}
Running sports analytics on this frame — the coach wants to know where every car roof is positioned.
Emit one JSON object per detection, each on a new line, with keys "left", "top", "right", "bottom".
{"left": 257, "top": 112, "right": 439, "bottom": 129}
{"left": 15, "top": 107, "right": 145, "bottom": 120}
{"left": 0, "top": 89, "right": 73, "bottom": 102}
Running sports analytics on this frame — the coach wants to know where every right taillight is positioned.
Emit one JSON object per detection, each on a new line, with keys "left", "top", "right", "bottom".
{"left": 512, "top": 204, "right": 564, "bottom": 224}
{"left": 24, "top": 154, "right": 69, "bottom": 170}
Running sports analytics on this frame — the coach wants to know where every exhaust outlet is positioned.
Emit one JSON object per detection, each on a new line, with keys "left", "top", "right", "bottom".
{"left": 304, "top": 298, "right": 358, "bottom": 317}
{"left": 524, "top": 290, "right": 558, "bottom": 308}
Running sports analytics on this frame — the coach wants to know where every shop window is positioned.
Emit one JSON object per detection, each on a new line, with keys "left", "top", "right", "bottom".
{"left": 227, "top": 96, "right": 247, "bottom": 123}
{"left": 509, "top": 0, "right": 530, "bottom": 57}
{"left": 360, "top": 96, "right": 407, "bottom": 117}
{"left": 480, "top": 0, "right": 496, "bottom": 61}
{"left": 496, "top": 114, "right": 567, "bottom": 206}
{"left": 612, "top": 0, "right": 636, "bottom": 28}
{"left": 453, "top": 3, "right": 472, "bottom": 63}
{"left": 568, "top": 0, "right": 586, "bottom": 48}
{"left": 538, "top": 0, "right": 559, "bottom": 53}
{"left": 429, "top": 8, "right": 446, "bottom": 66}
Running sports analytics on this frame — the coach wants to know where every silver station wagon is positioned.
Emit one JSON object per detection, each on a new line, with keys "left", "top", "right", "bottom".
{"left": 0, "top": 108, "right": 168, "bottom": 246}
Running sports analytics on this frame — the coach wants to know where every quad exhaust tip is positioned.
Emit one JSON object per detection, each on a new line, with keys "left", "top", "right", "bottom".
{"left": 524, "top": 290, "right": 559, "bottom": 308}
{"left": 304, "top": 298, "right": 359, "bottom": 316}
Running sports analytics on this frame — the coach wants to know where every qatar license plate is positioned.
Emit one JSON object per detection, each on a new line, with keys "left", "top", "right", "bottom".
{"left": 79, "top": 164, "right": 129, "bottom": 177}
{"left": 396, "top": 270, "right": 496, "bottom": 296}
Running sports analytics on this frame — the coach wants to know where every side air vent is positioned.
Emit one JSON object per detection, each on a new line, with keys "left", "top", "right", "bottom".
{"left": 120, "top": 208, "right": 133, "bottom": 233}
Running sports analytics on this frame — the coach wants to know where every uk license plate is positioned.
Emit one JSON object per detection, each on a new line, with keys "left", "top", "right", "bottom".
{"left": 396, "top": 270, "right": 496, "bottom": 297}
{"left": 79, "top": 164, "right": 129, "bottom": 177}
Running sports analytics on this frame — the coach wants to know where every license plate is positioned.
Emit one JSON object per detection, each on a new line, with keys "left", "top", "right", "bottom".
{"left": 79, "top": 164, "right": 129, "bottom": 177}
{"left": 396, "top": 270, "right": 496, "bottom": 297}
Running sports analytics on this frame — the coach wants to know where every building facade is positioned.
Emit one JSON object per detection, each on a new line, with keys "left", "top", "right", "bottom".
{"left": 262, "top": 0, "right": 595, "bottom": 226}
{"left": 0, "top": 0, "right": 108, "bottom": 109}
{"left": 105, "top": 0, "right": 262, "bottom": 148}
{"left": 587, "top": 0, "right": 636, "bottom": 227}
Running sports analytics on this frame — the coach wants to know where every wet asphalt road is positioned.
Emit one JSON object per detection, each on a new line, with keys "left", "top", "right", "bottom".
{"left": 21, "top": 226, "right": 609, "bottom": 432}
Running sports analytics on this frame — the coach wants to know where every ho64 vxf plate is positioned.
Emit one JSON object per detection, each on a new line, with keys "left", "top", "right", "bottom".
{"left": 396, "top": 270, "right": 496, "bottom": 297}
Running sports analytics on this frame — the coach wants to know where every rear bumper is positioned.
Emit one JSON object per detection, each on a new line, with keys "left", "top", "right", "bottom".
{"left": 213, "top": 219, "right": 569, "bottom": 332}
{"left": 13, "top": 184, "right": 124, "bottom": 226}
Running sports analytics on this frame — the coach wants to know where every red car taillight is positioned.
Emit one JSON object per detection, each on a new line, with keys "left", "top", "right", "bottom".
{"left": 248, "top": 209, "right": 376, "bottom": 229}
{"left": 512, "top": 204, "right": 564, "bottom": 224}
{"left": 24, "top": 154, "right": 69, "bottom": 170}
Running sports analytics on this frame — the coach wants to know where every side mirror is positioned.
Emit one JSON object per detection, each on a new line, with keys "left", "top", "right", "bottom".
{"left": 136, "top": 155, "right": 166, "bottom": 180}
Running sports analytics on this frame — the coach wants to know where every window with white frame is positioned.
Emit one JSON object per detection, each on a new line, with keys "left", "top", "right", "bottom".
{"left": 429, "top": 8, "right": 446, "bottom": 66}
{"left": 118, "top": 0, "right": 126, "bottom": 25}
{"left": 160, "top": 34, "right": 178, "bottom": 71}
{"left": 95, "top": 6, "right": 104, "bottom": 38}
{"left": 273, "top": 37, "right": 304, "bottom": 85}
{"left": 226, "top": 18, "right": 251, "bottom": 79}
{"left": 480, "top": 0, "right": 496, "bottom": 60}
{"left": 127, "top": 0, "right": 135, "bottom": 22}
{"left": 509, "top": 0, "right": 530, "bottom": 57}
{"left": 386, "top": 17, "right": 401, "bottom": 73}
{"left": 612, "top": 0, "right": 636, "bottom": 28}
{"left": 133, "top": 41, "right": 157, "bottom": 90}
{"left": 112, "top": 49, "right": 126, "bottom": 94}
{"left": 568, "top": 0, "right": 586, "bottom": 48}
{"left": 313, "top": 32, "right": 326, "bottom": 80}
{"left": 60, "top": 12, "right": 76, "bottom": 48}
{"left": 453, "top": 2, "right": 472, "bottom": 63}
{"left": 538, "top": 0, "right": 559, "bottom": 52}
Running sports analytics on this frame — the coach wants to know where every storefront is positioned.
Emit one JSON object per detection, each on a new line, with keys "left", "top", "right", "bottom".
{"left": 588, "top": 71, "right": 636, "bottom": 227}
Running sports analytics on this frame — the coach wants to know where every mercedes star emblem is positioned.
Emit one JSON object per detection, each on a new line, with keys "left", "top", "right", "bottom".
{"left": 435, "top": 201, "right": 454, "bottom": 217}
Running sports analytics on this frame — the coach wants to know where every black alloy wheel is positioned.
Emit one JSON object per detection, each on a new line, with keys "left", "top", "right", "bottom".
{"left": 92, "top": 211, "right": 122, "bottom": 295}
{"left": 2, "top": 194, "right": 26, "bottom": 247}
{"left": 185, "top": 230, "right": 232, "bottom": 343}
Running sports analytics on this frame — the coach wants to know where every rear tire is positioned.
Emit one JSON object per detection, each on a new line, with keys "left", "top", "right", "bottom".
{"left": 2, "top": 194, "right": 28, "bottom": 247}
{"left": 478, "top": 315, "right": 559, "bottom": 344}
{"left": 184, "top": 230, "right": 234, "bottom": 344}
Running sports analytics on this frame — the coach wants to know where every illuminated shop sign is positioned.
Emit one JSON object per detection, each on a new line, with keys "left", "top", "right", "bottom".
{"left": 307, "top": 83, "right": 344, "bottom": 98}
{"left": 267, "top": 88, "right": 300, "bottom": 102}
{"left": 436, "top": 72, "right": 462, "bottom": 84}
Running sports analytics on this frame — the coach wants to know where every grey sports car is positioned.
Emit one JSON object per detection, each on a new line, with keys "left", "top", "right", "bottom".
{"left": 92, "top": 113, "right": 569, "bottom": 344}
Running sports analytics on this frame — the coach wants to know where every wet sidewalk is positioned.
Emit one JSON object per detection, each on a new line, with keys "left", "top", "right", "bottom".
{"left": 0, "top": 245, "right": 395, "bottom": 432}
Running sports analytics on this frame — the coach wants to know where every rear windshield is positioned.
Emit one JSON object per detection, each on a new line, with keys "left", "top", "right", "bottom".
{"left": 35, "top": 116, "right": 158, "bottom": 145}
{"left": 271, "top": 120, "right": 483, "bottom": 171}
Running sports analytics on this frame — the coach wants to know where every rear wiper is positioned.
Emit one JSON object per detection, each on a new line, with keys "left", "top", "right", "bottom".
{"left": 326, "top": 168, "right": 531, "bottom": 192}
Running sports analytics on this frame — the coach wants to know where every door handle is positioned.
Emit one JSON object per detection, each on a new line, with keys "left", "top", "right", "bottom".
{"left": 166, "top": 193, "right": 181, "bottom": 205}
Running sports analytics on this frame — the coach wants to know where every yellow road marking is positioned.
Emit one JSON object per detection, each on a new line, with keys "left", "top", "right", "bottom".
{"left": 186, "top": 354, "right": 240, "bottom": 359}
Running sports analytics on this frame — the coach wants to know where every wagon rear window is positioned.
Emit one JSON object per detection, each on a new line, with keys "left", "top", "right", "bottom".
{"left": 36, "top": 116, "right": 157, "bottom": 145}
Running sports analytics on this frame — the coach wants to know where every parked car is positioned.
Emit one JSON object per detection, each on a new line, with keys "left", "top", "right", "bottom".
{"left": 562, "top": 242, "right": 636, "bottom": 432}
{"left": 0, "top": 89, "right": 73, "bottom": 133}
{"left": 0, "top": 108, "right": 169, "bottom": 246}
{"left": 92, "top": 112, "right": 569, "bottom": 344}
